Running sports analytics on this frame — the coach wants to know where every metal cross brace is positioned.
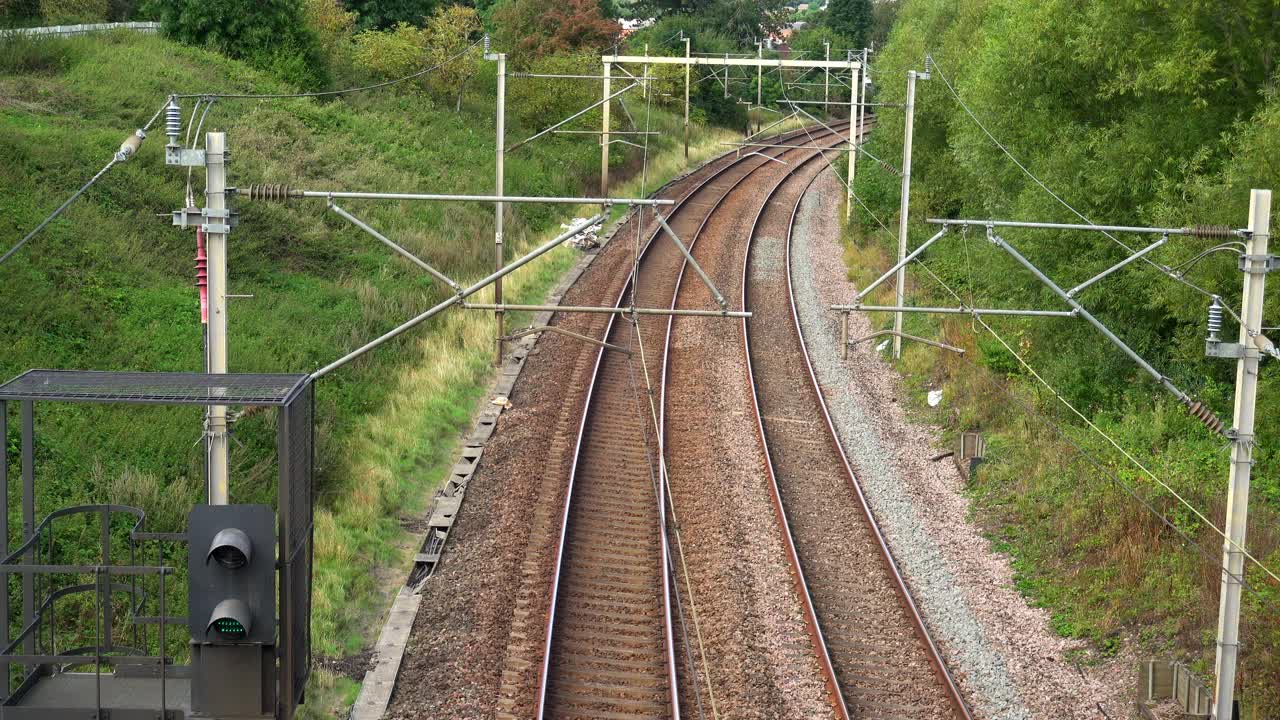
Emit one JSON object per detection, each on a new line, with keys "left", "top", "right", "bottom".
{"left": 328, "top": 202, "right": 462, "bottom": 293}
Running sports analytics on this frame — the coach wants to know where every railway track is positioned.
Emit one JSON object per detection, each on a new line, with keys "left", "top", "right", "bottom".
{"left": 741, "top": 140, "right": 973, "bottom": 718}
{"left": 533, "top": 120, "right": 855, "bottom": 720}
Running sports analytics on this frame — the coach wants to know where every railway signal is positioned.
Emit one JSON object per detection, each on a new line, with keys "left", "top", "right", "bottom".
{"left": 188, "top": 503, "right": 279, "bottom": 717}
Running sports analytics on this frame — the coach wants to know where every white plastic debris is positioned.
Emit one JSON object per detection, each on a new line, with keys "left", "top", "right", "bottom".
{"left": 876, "top": 338, "right": 891, "bottom": 353}
{"left": 562, "top": 218, "right": 600, "bottom": 249}
{"left": 927, "top": 389, "right": 943, "bottom": 407}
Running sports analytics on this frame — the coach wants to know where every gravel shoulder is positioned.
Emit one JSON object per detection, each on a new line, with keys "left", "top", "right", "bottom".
{"left": 789, "top": 172, "right": 1135, "bottom": 719}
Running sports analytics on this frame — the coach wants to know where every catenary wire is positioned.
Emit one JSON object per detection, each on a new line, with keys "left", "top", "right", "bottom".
{"left": 842, "top": 166, "right": 1280, "bottom": 587}
{"left": 0, "top": 158, "right": 119, "bottom": 268}
{"left": 911, "top": 255, "right": 1280, "bottom": 606}
{"left": 928, "top": 56, "right": 1248, "bottom": 326}
{"left": 1, "top": 97, "right": 169, "bottom": 270}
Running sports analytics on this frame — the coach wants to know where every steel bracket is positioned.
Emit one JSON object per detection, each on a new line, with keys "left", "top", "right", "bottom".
{"left": 165, "top": 147, "right": 206, "bottom": 167}
{"left": 172, "top": 206, "right": 239, "bottom": 232}
{"left": 1238, "top": 253, "right": 1279, "bottom": 273}
{"left": 1206, "top": 340, "right": 1248, "bottom": 359}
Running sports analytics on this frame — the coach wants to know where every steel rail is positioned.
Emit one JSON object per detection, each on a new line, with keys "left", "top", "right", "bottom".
{"left": 535, "top": 119, "right": 854, "bottom": 719}
{"left": 740, "top": 150, "right": 854, "bottom": 720}
{"left": 529, "top": 119, "right": 849, "bottom": 717}
{"left": 660, "top": 121, "right": 860, "bottom": 712}
{"left": 759, "top": 158, "right": 975, "bottom": 718}
{"left": 655, "top": 121, "right": 853, "bottom": 718}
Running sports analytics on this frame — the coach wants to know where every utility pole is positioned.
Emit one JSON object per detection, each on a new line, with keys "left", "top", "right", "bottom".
{"left": 824, "top": 41, "right": 831, "bottom": 111}
{"left": 204, "top": 131, "right": 229, "bottom": 504}
{"left": 846, "top": 50, "right": 860, "bottom": 222}
{"left": 601, "top": 60, "right": 612, "bottom": 199}
{"left": 893, "top": 61, "right": 929, "bottom": 360}
{"left": 683, "top": 37, "right": 691, "bottom": 163}
{"left": 1212, "top": 189, "right": 1271, "bottom": 720}
{"left": 486, "top": 40, "right": 507, "bottom": 365}
{"left": 756, "top": 42, "right": 763, "bottom": 117}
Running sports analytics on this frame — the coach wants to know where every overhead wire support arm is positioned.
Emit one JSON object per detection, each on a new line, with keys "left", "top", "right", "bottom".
{"left": 465, "top": 303, "right": 750, "bottom": 318}
{"left": 327, "top": 202, "right": 461, "bottom": 293}
{"left": 653, "top": 212, "right": 728, "bottom": 309}
{"left": 1067, "top": 235, "right": 1168, "bottom": 298}
{"left": 506, "top": 80, "right": 641, "bottom": 153}
{"left": 927, "top": 217, "right": 1242, "bottom": 238}
{"left": 239, "top": 186, "right": 673, "bottom": 206}
{"left": 854, "top": 228, "right": 949, "bottom": 302}
{"left": 835, "top": 304, "right": 1077, "bottom": 318}
{"left": 310, "top": 214, "right": 603, "bottom": 380}
{"left": 986, "top": 229, "right": 1195, "bottom": 405}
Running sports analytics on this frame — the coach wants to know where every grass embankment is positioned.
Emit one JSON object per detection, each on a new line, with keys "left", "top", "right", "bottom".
{"left": 0, "top": 30, "right": 738, "bottom": 714}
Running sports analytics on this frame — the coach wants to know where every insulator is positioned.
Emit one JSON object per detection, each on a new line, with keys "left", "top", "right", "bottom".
{"left": 1207, "top": 297, "right": 1225, "bottom": 342}
{"left": 483, "top": 34, "right": 491, "bottom": 54}
{"left": 924, "top": 55, "right": 933, "bottom": 75}
{"left": 1189, "top": 224, "right": 1236, "bottom": 239}
{"left": 242, "top": 184, "right": 298, "bottom": 202}
{"left": 165, "top": 98, "right": 182, "bottom": 146}
{"left": 115, "top": 129, "right": 145, "bottom": 162}
{"left": 1184, "top": 399, "right": 1227, "bottom": 436}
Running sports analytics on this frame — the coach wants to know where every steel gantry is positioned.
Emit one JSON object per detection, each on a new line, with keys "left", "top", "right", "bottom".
{"left": 599, "top": 51, "right": 862, "bottom": 198}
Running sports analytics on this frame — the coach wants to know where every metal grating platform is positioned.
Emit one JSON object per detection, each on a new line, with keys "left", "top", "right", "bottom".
{"left": 0, "top": 370, "right": 309, "bottom": 406}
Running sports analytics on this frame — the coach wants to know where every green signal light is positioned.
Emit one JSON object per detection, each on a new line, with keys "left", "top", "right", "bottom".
{"left": 214, "top": 618, "right": 246, "bottom": 639}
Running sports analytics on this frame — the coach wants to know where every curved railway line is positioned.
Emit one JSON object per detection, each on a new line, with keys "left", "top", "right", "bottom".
{"left": 535, "top": 120, "right": 854, "bottom": 720}
{"left": 741, "top": 144, "right": 972, "bottom": 718}
{"left": 488, "top": 117, "right": 973, "bottom": 719}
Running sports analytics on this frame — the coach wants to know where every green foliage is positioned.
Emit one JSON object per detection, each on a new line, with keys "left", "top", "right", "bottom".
{"left": 38, "top": 0, "right": 106, "bottom": 23}
{"left": 351, "top": 21, "right": 426, "bottom": 79}
{"left": 702, "top": 0, "right": 785, "bottom": 45}
{"left": 824, "top": 0, "right": 872, "bottom": 47}
{"left": 343, "top": 0, "right": 440, "bottom": 29}
{"left": 859, "top": 0, "right": 1280, "bottom": 707}
{"left": 506, "top": 52, "right": 600, "bottom": 129}
{"left": 350, "top": 7, "right": 481, "bottom": 110}
{"left": 150, "top": 0, "right": 329, "bottom": 89}
{"left": 492, "top": 0, "right": 620, "bottom": 62}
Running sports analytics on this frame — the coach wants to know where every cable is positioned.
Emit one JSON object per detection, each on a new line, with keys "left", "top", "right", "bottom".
{"left": 174, "top": 37, "right": 483, "bottom": 100}
{"left": 904, "top": 239, "right": 1280, "bottom": 588}
{"left": 0, "top": 158, "right": 119, "bottom": 268}
{"left": 929, "top": 56, "right": 1249, "bottom": 327}
{"left": 2, "top": 97, "right": 168, "bottom": 271}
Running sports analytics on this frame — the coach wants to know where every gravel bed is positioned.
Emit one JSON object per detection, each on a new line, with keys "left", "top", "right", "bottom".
{"left": 384, "top": 167, "right": 705, "bottom": 719}
{"left": 662, "top": 151, "right": 834, "bottom": 720}
{"left": 788, "top": 173, "right": 1134, "bottom": 719}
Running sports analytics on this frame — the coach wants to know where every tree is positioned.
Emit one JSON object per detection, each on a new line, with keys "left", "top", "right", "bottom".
{"left": 492, "top": 0, "right": 620, "bottom": 63}
{"left": 826, "top": 0, "right": 872, "bottom": 48}
{"left": 704, "top": 0, "right": 785, "bottom": 46}
{"left": 153, "top": 0, "right": 328, "bottom": 88}
{"left": 344, "top": 0, "right": 440, "bottom": 29}
{"left": 421, "top": 5, "right": 482, "bottom": 111}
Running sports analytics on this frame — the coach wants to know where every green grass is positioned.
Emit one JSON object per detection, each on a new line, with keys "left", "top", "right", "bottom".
{"left": 0, "top": 30, "right": 738, "bottom": 716}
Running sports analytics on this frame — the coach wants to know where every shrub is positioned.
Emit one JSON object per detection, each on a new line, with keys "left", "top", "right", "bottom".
{"left": 351, "top": 22, "right": 426, "bottom": 81}
{"left": 506, "top": 52, "right": 601, "bottom": 130}
{"left": 420, "top": 5, "right": 481, "bottom": 110}
{"left": 150, "top": 0, "right": 329, "bottom": 89}
{"left": 492, "top": 0, "right": 619, "bottom": 64}
{"left": 350, "top": 7, "right": 481, "bottom": 110}
{"left": 39, "top": 0, "right": 107, "bottom": 23}
{"left": 303, "top": 0, "right": 356, "bottom": 59}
